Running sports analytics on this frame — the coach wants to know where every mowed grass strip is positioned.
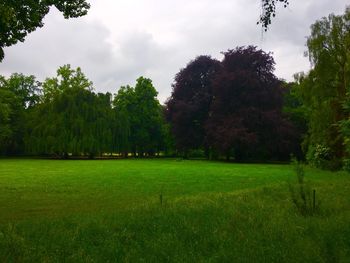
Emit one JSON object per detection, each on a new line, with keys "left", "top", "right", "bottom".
{"left": 0, "top": 159, "right": 349, "bottom": 262}
{"left": 0, "top": 159, "right": 296, "bottom": 220}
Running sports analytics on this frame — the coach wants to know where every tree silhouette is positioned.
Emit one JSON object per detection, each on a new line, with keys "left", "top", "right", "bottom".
{"left": 206, "top": 46, "right": 298, "bottom": 161}
{"left": 166, "top": 56, "right": 220, "bottom": 156}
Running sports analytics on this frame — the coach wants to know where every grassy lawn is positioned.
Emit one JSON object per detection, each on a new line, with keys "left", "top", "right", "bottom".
{"left": 0, "top": 159, "right": 349, "bottom": 262}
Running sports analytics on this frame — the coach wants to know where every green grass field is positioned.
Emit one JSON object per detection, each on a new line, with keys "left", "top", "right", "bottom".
{"left": 0, "top": 159, "right": 349, "bottom": 262}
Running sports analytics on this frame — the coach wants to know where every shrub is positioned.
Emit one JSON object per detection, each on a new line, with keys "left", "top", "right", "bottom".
{"left": 289, "top": 160, "right": 319, "bottom": 216}
{"left": 306, "top": 144, "right": 341, "bottom": 170}
{"left": 342, "top": 158, "right": 350, "bottom": 172}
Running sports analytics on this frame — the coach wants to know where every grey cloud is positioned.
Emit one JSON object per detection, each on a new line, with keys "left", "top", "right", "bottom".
{"left": 0, "top": 9, "right": 177, "bottom": 101}
{"left": 0, "top": 1, "right": 348, "bottom": 103}
{"left": 0, "top": 9, "right": 114, "bottom": 85}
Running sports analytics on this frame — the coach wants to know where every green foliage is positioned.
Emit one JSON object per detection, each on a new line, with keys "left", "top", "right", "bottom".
{"left": 0, "top": 66, "right": 170, "bottom": 157}
{"left": 294, "top": 7, "right": 350, "bottom": 169}
{"left": 340, "top": 96, "right": 350, "bottom": 171}
{"left": 27, "top": 65, "right": 113, "bottom": 157}
{"left": 0, "top": 0, "right": 90, "bottom": 61}
{"left": 3, "top": 73, "right": 41, "bottom": 108}
{"left": 306, "top": 143, "right": 342, "bottom": 171}
{"left": 42, "top": 64, "right": 93, "bottom": 102}
{"left": 0, "top": 73, "right": 41, "bottom": 155}
{"left": 258, "top": 0, "right": 289, "bottom": 30}
{"left": 288, "top": 160, "right": 319, "bottom": 216}
{"left": 113, "top": 77, "right": 166, "bottom": 156}
{"left": 306, "top": 144, "right": 331, "bottom": 168}
{"left": 282, "top": 81, "right": 308, "bottom": 132}
{"left": 342, "top": 158, "right": 350, "bottom": 172}
{"left": 159, "top": 121, "right": 176, "bottom": 156}
{"left": 133, "top": 77, "right": 163, "bottom": 155}
{"left": 0, "top": 87, "right": 14, "bottom": 153}
{"left": 282, "top": 81, "right": 308, "bottom": 158}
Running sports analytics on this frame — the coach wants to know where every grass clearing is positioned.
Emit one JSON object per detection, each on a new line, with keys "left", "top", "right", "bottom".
{"left": 0, "top": 159, "right": 349, "bottom": 262}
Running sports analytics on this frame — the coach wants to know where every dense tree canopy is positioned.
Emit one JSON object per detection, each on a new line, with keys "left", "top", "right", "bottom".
{"left": 294, "top": 7, "right": 350, "bottom": 169}
{"left": 0, "top": 65, "right": 169, "bottom": 158}
{"left": 0, "top": 73, "right": 41, "bottom": 154}
{"left": 113, "top": 77, "right": 165, "bottom": 157}
{"left": 166, "top": 56, "right": 220, "bottom": 156}
{"left": 295, "top": 8, "right": 350, "bottom": 168}
{"left": 206, "top": 46, "right": 298, "bottom": 161}
{"left": 0, "top": 83, "right": 17, "bottom": 154}
{"left": 0, "top": 0, "right": 90, "bottom": 61}
{"left": 112, "top": 85, "right": 134, "bottom": 156}
{"left": 166, "top": 46, "right": 300, "bottom": 161}
{"left": 26, "top": 65, "right": 108, "bottom": 157}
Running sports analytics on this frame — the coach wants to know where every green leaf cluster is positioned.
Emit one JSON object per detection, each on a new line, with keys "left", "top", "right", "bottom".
{"left": 0, "top": 65, "right": 171, "bottom": 158}
{"left": 0, "top": 0, "right": 90, "bottom": 61}
{"left": 293, "top": 7, "right": 350, "bottom": 169}
{"left": 0, "top": 73, "right": 40, "bottom": 154}
{"left": 113, "top": 77, "right": 168, "bottom": 157}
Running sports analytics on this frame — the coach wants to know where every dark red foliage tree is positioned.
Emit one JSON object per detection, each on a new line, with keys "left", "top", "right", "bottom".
{"left": 206, "top": 46, "right": 299, "bottom": 161}
{"left": 166, "top": 56, "right": 220, "bottom": 156}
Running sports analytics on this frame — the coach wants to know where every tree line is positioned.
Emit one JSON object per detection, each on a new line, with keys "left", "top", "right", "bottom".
{"left": 0, "top": 48, "right": 301, "bottom": 161}
{"left": 0, "top": 66, "right": 171, "bottom": 158}
{"left": 1, "top": 6, "right": 349, "bottom": 169}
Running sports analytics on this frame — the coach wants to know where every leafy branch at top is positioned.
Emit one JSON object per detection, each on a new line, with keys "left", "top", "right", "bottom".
{"left": 0, "top": 0, "right": 90, "bottom": 61}
{"left": 258, "top": 0, "right": 290, "bottom": 31}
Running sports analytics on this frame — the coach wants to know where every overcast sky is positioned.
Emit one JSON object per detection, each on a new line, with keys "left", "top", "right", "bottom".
{"left": 0, "top": 0, "right": 347, "bottom": 102}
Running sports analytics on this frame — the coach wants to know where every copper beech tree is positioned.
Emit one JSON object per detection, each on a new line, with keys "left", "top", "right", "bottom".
{"left": 165, "top": 56, "right": 220, "bottom": 157}
{"left": 167, "top": 46, "right": 300, "bottom": 161}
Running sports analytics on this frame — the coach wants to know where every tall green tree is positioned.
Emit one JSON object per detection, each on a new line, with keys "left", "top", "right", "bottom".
{"left": 0, "top": 73, "right": 41, "bottom": 154}
{"left": 0, "top": 0, "right": 90, "bottom": 61}
{"left": 0, "top": 82, "right": 16, "bottom": 154}
{"left": 133, "top": 77, "right": 164, "bottom": 156}
{"left": 5, "top": 73, "right": 41, "bottom": 108}
{"left": 297, "top": 7, "right": 350, "bottom": 168}
{"left": 113, "top": 77, "right": 165, "bottom": 157}
{"left": 112, "top": 85, "right": 135, "bottom": 156}
{"left": 28, "top": 65, "right": 114, "bottom": 158}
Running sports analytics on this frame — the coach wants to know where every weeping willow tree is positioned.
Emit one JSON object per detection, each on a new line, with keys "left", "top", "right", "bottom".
{"left": 27, "top": 65, "right": 114, "bottom": 158}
